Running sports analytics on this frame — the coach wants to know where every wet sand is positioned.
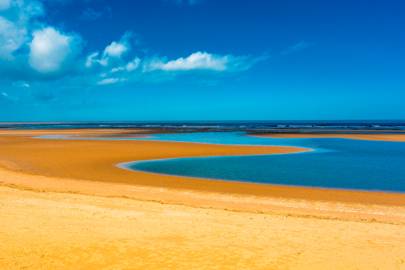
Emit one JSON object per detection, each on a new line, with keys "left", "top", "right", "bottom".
{"left": 1, "top": 129, "right": 405, "bottom": 269}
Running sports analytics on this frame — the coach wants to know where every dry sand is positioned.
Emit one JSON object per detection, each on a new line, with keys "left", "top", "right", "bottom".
{"left": 1, "top": 129, "right": 405, "bottom": 269}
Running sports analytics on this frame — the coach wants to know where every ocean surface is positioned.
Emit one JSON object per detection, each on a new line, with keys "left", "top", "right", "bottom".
{"left": 126, "top": 132, "right": 405, "bottom": 192}
{"left": 2, "top": 120, "right": 405, "bottom": 131}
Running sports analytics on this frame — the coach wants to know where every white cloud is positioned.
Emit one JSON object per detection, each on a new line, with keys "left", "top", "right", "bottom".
{"left": 97, "top": 77, "right": 122, "bottom": 85}
{"left": 103, "top": 41, "right": 128, "bottom": 58}
{"left": 110, "top": 66, "right": 124, "bottom": 73}
{"left": 85, "top": 33, "right": 132, "bottom": 69}
{"left": 0, "top": 0, "right": 86, "bottom": 75}
{"left": 102, "top": 32, "right": 131, "bottom": 61}
{"left": 125, "top": 57, "right": 141, "bottom": 71}
{"left": 145, "top": 51, "right": 253, "bottom": 72}
{"left": 83, "top": 34, "right": 143, "bottom": 85}
{"left": 85, "top": 51, "right": 99, "bottom": 68}
{"left": 111, "top": 57, "right": 141, "bottom": 73}
{"left": 29, "top": 27, "right": 81, "bottom": 73}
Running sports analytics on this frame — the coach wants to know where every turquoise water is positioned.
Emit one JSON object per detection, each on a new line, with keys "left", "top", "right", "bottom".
{"left": 126, "top": 132, "right": 405, "bottom": 192}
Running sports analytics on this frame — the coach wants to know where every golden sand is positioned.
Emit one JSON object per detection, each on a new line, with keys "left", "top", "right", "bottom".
{"left": 1, "top": 129, "right": 405, "bottom": 269}
{"left": 2, "top": 184, "right": 405, "bottom": 270}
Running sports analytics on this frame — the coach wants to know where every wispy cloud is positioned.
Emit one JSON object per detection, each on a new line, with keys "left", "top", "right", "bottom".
{"left": 145, "top": 52, "right": 231, "bottom": 72}
{"left": 0, "top": 0, "right": 44, "bottom": 60}
{"left": 97, "top": 77, "right": 122, "bottom": 85}
{"left": 85, "top": 32, "right": 132, "bottom": 68}
{"left": 144, "top": 51, "right": 264, "bottom": 73}
{"left": 83, "top": 35, "right": 264, "bottom": 86}
{"left": 111, "top": 57, "right": 141, "bottom": 73}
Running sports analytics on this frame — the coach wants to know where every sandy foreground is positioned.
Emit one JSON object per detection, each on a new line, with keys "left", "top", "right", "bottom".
{"left": 1, "top": 129, "right": 405, "bottom": 269}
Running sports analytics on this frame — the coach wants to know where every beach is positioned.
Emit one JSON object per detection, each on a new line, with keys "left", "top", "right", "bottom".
{"left": 1, "top": 129, "right": 405, "bottom": 269}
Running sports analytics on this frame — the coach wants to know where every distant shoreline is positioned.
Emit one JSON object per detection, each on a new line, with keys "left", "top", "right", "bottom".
{"left": 1, "top": 120, "right": 405, "bottom": 135}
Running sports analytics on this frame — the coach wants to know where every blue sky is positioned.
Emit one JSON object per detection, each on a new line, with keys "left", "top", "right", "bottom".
{"left": 0, "top": 0, "right": 404, "bottom": 121}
